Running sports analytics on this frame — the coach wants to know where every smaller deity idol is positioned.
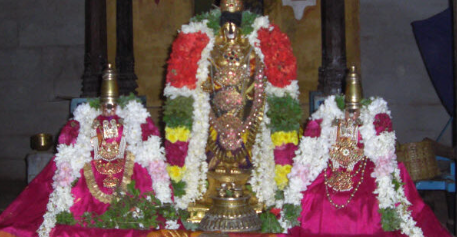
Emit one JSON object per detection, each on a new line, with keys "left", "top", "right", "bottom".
{"left": 283, "top": 66, "right": 451, "bottom": 237}
{"left": 0, "top": 64, "right": 174, "bottom": 237}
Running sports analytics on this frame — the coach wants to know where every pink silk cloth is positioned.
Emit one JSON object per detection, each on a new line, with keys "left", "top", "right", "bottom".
{"left": 288, "top": 161, "right": 451, "bottom": 237}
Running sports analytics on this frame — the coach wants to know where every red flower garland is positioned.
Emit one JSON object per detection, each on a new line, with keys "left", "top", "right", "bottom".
{"left": 258, "top": 24, "right": 297, "bottom": 88}
{"left": 166, "top": 32, "right": 210, "bottom": 89}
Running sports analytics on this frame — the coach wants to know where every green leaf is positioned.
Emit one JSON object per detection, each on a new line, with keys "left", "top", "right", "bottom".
{"left": 171, "top": 180, "right": 186, "bottom": 197}
{"left": 190, "top": 9, "right": 221, "bottom": 35}
{"left": 71, "top": 178, "right": 79, "bottom": 188}
{"left": 275, "top": 190, "right": 285, "bottom": 200}
{"left": 163, "top": 96, "right": 194, "bottom": 129}
{"left": 379, "top": 208, "right": 401, "bottom": 231}
{"left": 56, "top": 211, "right": 76, "bottom": 225}
{"left": 361, "top": 98, "right": 372, "bottom": 106}
{"left": 190, "top": 9, "right": 260, "bottom": 36}
{"left": 283, "top": 204, "right": 301, "bottom": 227}
{"left": 127, "top": 180, "right": 137, "bottom": 196}
{"left": 335, "top": 95, "right": 345, "bottom": 111}
{"left": 241, "top": 11, "right": 259, "bottom": 35}
{"left": 266, "top": 95, "right": 302, "bottom": 133}
{"left": 88, "top": 98, "right": 101, "bottom": 109}
{"left": 392, "top": 176, "right": 405, "bottom": 191}
{"left": 117, "top": 93, "right": 142, "bottom": 108}
{"left": 259, "top": 209, "right": 284, "bottom": 233}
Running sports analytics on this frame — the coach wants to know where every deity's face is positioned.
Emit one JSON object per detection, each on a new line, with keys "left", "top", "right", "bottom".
{"left": 101, "top": 103, "right": 117, "bottom": 117}
{"left": 345, "top": 108, "right": 360, "bottom": 121}
{"left": 222, "top": 22, "right": 239, "bottom": 41}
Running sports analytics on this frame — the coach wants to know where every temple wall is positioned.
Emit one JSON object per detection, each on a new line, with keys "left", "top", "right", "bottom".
{"left": 360, "top": 0, "right": 451, "bottom": 145}
{"left": 0, "top": 0, "right": 84, "bottom": 180}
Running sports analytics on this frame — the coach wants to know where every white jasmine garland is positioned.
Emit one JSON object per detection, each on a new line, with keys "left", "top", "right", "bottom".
{"left": 265, "top": 81, "right": 300, "bottom": 100}
{"left": 165, "top": 220, "right": 180, "bottom": 230}
{"left": 282, "top": 96, "right": 423, "bottom": 236}
{"left": 38, "top": 101, "right": 172, "bottom": 236}
{"left": 250, "top": 103, "right": 277, "bottom": 206}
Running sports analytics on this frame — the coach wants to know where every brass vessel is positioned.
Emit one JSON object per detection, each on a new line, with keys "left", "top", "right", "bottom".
{"left": 31, "top": 133, "right": 53, "bottom": 151}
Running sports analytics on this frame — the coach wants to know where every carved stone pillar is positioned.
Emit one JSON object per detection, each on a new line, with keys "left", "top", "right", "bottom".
{"left": 116, "top": 0, "right": 138, "bottom": 95}
{"left": 81, "top": 0, "right": 108, "bottom": 97}
{"left": 318, "top": 0, "right": 347, "bottom": 95}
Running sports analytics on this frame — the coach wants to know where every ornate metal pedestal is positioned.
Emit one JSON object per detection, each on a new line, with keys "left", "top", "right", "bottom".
{"left": 199, "top": 183, "right": 261, "bottom": 232}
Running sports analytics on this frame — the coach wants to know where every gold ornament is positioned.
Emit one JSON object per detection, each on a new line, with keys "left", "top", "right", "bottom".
{"left": 220, "top": 0, "right": 243, "bottom": 12}
{"left": 199, "top": 182, "right": 261, "bottom": 232}
{"left": 94, "top": 159, "right": 125, "bottom": 188}
{"left": 84, "top": 151, "right": 135, "bottom": 204}
{"left": 325, "top": 116, "right": 367, "bottom": 208}
{"left": 92, "top": 118, "right": 126, "bottom": 161}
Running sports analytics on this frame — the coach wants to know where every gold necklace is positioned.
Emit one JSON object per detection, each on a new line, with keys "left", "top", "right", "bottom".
{"left": 83, "top": 151, "right": 135, "bottom": 204}
{"left": 324, "top": 157, "right": 367, "bottom": 209}
{"left": 94, "top": 159, "right": 125, "bottom": 188}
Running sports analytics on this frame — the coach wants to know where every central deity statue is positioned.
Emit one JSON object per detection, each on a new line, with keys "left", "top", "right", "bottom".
{"left": 202, "top": 4, "right": 264, "bottom": 173}
{"left": 164, "top": 0, "right": 300, "bottom": 231}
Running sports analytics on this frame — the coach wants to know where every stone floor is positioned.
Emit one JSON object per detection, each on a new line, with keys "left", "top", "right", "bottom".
{"left": 0, "top": 179, "right": 454, "bottom": 235}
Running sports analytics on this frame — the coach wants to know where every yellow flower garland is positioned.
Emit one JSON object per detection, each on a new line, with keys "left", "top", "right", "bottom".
{"left": 165, "top": 126, "right": 190, "bottom": 143}
{"left": 166, "top": 165, "right": 186, "bottom": 183}
{"left": 274, "top": 164, "right": 292, "bottom": 190}
{"left": 271, "top": 131, "right": 298, "bottom": 147}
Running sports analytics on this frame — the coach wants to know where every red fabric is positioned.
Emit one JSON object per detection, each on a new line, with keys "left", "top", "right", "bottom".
{"left": 0, "top": 159, "right": 55, "bottom": 237}
{"left": 289, "top": 161, "right": 451, "bottom": 237}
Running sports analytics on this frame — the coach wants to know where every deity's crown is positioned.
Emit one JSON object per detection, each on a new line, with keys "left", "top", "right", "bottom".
{"left": 344, "top": 65, "right": 363, "bottom": 111}
{"left": 221, "top": 0, "right": 243, "bottom": 13}
{"left": 100, "top": 63, "right": 119, "bottom": 106}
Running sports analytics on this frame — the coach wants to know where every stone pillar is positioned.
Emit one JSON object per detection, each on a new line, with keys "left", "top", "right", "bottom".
{"left": 81, "top": 0, "right": 108, "bottom": 97}
{"left": 318, "top": 0, "right": 347, "bottom": 95}
{"left": 116, "top": 0, "right": 138, "bottom": 95}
